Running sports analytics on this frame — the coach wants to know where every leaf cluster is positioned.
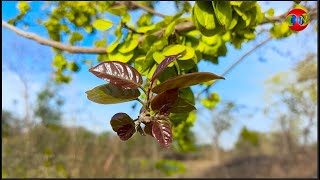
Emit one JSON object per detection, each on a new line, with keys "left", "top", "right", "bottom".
{"left": 86, "top": 56, "right": 224, "bottom": 147}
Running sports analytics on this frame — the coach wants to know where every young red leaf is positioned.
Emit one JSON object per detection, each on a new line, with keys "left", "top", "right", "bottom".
{"left": 110, "top": 113, "right": 136, "bottom": 141}
{"left": 152, "top": 120, "right": 173, "bottom": 148}
{"left": 117, "top": 124, "right": 135, "bottom": 141}
{"left": 144, "top": 122, "right": 154, "bottom": 137}
{"left": 85, "top": 83, "right": 140, "bottom": 104}
{"left": 151, "top": 88, "right": 179, "bottom": 115}
{"left": 169, "top": 97, "right": 196, "bottom": 113}
{"left": 151, "top": 54, "right": 182, "bottom": 82}
{"left": 152, "top": 72, "right": 225, "bottom": 93}
{"left": 89, "top": 61, "right": 143, "bottom": 89}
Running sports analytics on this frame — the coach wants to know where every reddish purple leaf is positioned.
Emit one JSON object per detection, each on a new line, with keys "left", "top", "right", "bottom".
{"left": 117, "top": 124, "right": 135, "bottom": 141}
{"left": 110, "top": 113, "right": 136, "bottom": 140}
{"left": 151, "top": 88, "right": 179, "bottom": 115}
{"left": 152, "top": 120, "right": 173, "bottom": 148}
{"left": 89, "top": 61, "right": 143, "bottom": 89}
{"left": 151, "top": 54, "right": 182, "bottom": 82}
{"left": 144, "top": 122, "right": 154, "bottom": 137}
{"left": 152, "top": 72, "right": 225, "bottom": 93}
{"left": 110, "top": 113, "right": 134, "bottom": 132}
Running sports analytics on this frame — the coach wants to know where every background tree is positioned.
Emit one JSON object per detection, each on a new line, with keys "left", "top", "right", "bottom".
{"left": 264, "top": 53, "right": 317, "bottom": 155}
{"left": 34, "top": 80, "right": 65, "bottom": 126}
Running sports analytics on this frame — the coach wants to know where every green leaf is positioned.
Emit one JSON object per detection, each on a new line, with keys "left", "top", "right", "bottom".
{"left": 107, "top": 5, "right": 127, "bottom": 16}
{"left": 267, "top": 8, "right": 274, "bottom": 16}
{"left": 122, "top": 13, "right": 131, "bottom": 23}
{"left": 136, "top": 24, "right": 157, "bottom": 33}
{"left": 86, "top": 84, "right": 140, "bottom": 104}
{"left": 67, "top": 62, "right": 80, "bottom": 72}
{"left": 140, "top": 35, "right": 167, "bottom": 52}
{"left": 230, "top": 1, "right": 242, "bottom": 6}
{"left": 202, "top": 35, "right": 221, "bottom": 46}
{"left": 84, "top": 25, "right": 93, "bottom": 33}
{"left": 179, "top": 87, "right": 195, "bottom": 105}
{"left": 178, "top": 46, "right": 195, "bottom": 60}
{"left": 240, "top": 2, "right": 256, "bottom": 10}
{"left": 192, "top": 5, "right": 223, "bottom": 37}
{"left": 153, "top": 51, "right": 174, "bottom": 67}
{"left": 170, "top": 97, "right": 196, "bottom": 113}
{"left": 55, "top": 73, "right": 71, "bottom": 84}
{"left": 69, "top": 32, "right": 83, "bottom": 45}
{"left": 106, "top": 39, "right": 120, "bottom": 53}
{"left": 229, "top": 12, "right": 239, "bottom": 30}
{"left": 89, "top": 61, "right": 143, "bottom": 89}
{"left": 110, "top": 113, "right": 135, "bottom": 141}
{"left": 92, "top": 19, "right": 113, "bottom": 31}
{"left": 134, "top": 55, "right": 154, "bottom": 76}
{"left": 234, "top": 6, "right": 245, "bottom": 17}
{"left": 157, "top": 67, "right": 177, "bottom": 83}
{"left": 94, "top": 39, "right": 107, "bottom": 47}
{"left": 222, "top": 31, "right": 231, "bottom": 41}
{"left": 214, "top": 2, "right": 232, "bottom": 30}
{"left": 245, "top": 13, "right": 252, "bottom": 26}
{"left": 17, "top": 1, "right": 30, "bottom": 12}
{"left": 270, "top": 22, "right": 291, "bottom": 39}
{"left": 147, "top": 64, "right": 157, "bottom": 80}
{"left": 152, "top": 72, "right": 225, "bottom": 94}
{"left": 162, "top": 45, "right": 186, "bottom": 56}
{"left": 108, "top": 51, "right": 134, "bottom": 63}
{"left": 177, "top": 59, "right": 196, "bottom": 71}
{"left": 52, "top": 54, "right": 67, "bottom": 71}
{"left": 165, "top": 21, "right": 176, "bottom": 38}
{"left": 193, "top": 1, "right": 216, "bottom": 30}
{"left": 201, "top": 92, "right": 220, "bottom": 109}
{"left": 137, "top": 13, "right": 152, "bottom": 27}
{"left": 118, "top": 34, "right": 139, "bottom": 53}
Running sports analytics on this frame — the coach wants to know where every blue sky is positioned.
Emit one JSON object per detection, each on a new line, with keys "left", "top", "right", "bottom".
{"left": 2, "top": 1, "right": 317, "bottom": 149}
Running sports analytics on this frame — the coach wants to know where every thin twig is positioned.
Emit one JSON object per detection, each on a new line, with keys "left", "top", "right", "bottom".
{"left": 122, "top": 23, "right": 144, "bottom": 35}
{"left": 2, "top": 20, "right": 107, "bottom": 54}
{"left": 196, "top": 35, "right": 273, "bottom": 99}
{"left": 130, "top": 1, "right": 166, "bottom": 17}
{"left": 136, "top": 98, "right": 145, "bottom": 106}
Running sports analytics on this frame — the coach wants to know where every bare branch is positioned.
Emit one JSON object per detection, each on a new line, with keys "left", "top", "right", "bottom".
{"left": 2, "top": 20, "right": 107, "bottom": 54}
{"left": 130, "top": 2, "right": 166, "bottom": 17}
{"left": 196, "top": 35, "right": 273, "bottom": 100}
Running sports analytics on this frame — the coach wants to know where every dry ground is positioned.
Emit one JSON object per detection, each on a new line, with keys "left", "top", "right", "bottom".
{"left": 171, "top": 151, "right": 317, "bottom": 178}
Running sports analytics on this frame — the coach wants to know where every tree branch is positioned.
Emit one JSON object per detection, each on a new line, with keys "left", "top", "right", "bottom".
{"left": 196, "top": 35, "right": 273, "bottom": 100}
{"left": 2, "top": 20, "right": 107, "bottom": 54}
{"left": 122, "top": 23, "right": 144, "bottom": 35}
{"left": 130, "top": 2, "right": 166, "bottom": 17}
{"left": 2, "top": 4, "right": 317, "bottom": 55}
